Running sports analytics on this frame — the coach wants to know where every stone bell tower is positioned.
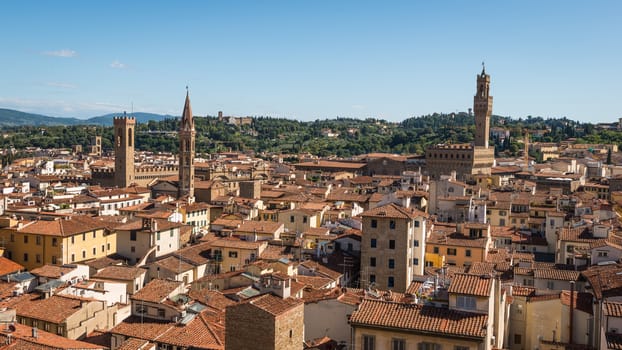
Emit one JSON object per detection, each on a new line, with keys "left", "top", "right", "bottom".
{"left": 178, "top": 88, "right": 196, "bottom": 202}
{"left": 474, "top": 64, "right": 493, "bottom": 148}
{"left": 114, "top": 114, "right": 135, "bottom": 188}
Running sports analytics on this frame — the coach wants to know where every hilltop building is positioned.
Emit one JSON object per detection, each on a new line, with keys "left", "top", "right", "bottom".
{"left": 426, "top": 66, "right": 495, "bottom": 180}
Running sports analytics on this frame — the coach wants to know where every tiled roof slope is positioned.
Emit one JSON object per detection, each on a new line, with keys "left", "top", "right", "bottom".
{"left": 361, "top": 203, "right": 426, "bottom": 219}
{"left": 447, "top": 274, "right": 493, "bottom": 297}
{"left": 349, "top": 299, "right": 488, "bottom": 339}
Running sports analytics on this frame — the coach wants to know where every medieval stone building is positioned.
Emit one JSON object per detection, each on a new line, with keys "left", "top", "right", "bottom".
{"left": 425, "top": 66, "right": 495, "bottom": 180}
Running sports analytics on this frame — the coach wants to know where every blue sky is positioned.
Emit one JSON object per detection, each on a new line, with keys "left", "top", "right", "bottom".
{"left": 1, "top": 1, "right": 621, "bottom": 122}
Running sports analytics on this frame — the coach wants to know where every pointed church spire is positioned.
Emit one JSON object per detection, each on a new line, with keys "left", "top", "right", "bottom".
{"left": 181, "top": 87, "right": 193, "bottom": 130}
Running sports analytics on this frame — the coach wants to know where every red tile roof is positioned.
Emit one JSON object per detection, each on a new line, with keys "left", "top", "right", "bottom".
{"left": 0, "top": 257, "right": 23, "bottom": 276}
{"left": 361, "top": 203, "right": 426, "bottom": 220}
{"left": 447, "top": 274, "right": 493, "bottom": 297}
{"left": 131, "top": 279, "right": 183, "bottom": 303}
{"left": 349, "top": 299, "right": 488, "bottom": 339}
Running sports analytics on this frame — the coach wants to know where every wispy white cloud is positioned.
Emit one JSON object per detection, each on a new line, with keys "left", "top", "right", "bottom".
{"left": 45, "top": 82, "right": 77, "bottom": 89}
{"left": 109, "top": 60, "right": 126, "bottom": 69}
{"left": 351, "top": 104, "right": 366, "bottom": 110}
{"left": 42, "top": 49, "right": 77, "bottom": 58}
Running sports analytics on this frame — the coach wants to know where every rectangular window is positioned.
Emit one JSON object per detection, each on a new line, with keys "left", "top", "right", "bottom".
{"left": 130, "top": 231, "right": 137, "bottom": 241}
{"left": 371, "top": 219, "right": 377, "bottom": 228}
{"left": 82, "top": 250, "right": 86, "bottom": 258}
{"left": 23, "top": 235, "right": 28, "bottom": 244}
{"left": 414, "top": 240, "right": 419, "bottom": 247}
{"left": 52, "top": 238, "right": 58, "bottom": 247}
{"left": 413, "top": 258, "right": 419, "bottom": 265}
{"left": 290, "top": 215, "right": 295, "bottom": 223}
{"left": 71, "top": 254, "right": 75, "bottom": 262}
{"left": 420, "top": 343, "right": 440, "bottom": 350}
{"left": 514, "top": 334, "right": 522, "bottom": 345}
{"left": 303, "top": 216, "right": 308, "bottom": 224}
{"left": 158, "top": 308, "right": 165, "bottom": 317}
{"left": 388, "top": 259, "right": 395, "bottom": 269}
{"left": 456, "top": 295, "right": 476, "bottom": 310}
{"left": 102, "top": 245, "right": 105, "bottom": 252}
{"left": 389, "top": 220, "right": 396, "bottom": 229}
{"left": 370, "top": 257, "right": 376, "bottom": 267}
{"left": 71, "top": 236, "right": 74, "bottom": 244}
{"left": 546, "top": 281, "right": 555, "bottom": 289}
{"left": 369, "top": 274, "right": 376, "bottom": 284}
{"left": 391, "top": 339, "right": 405, "bottom": 350}
{"left": 23, "top": 253, "right": 28, "bottom": 262}
{"left": 389, "top": 240, "right": 395, "bottom": 249}
{"left": 107, "top": 243, "right": 110, "bottom": 250}
{"left": 414, "top": 220, "right": 420, "bottom": 228}
{"left": 36, "top": 254, "right": 41, "bottom": 263}
{"left": 93, "top": 231, "right": 96, "bottom": 238}
{"left": 157, "top": 232, "right": 161, "bottom": 240}
{"left": 131, "top": 246, "right": 135, "bottom": 253}
{"left": 92, "top": 247, "right": 96, "bottom": 255}
{"left": 447, "top": 248, "right": 457, "bottom": 256}
{"left": 465, "top": 249, "right": 471, "bottom": 257}
{"left": 388, "top": 276, "right": 394, "bottom": 288}
{"left": 170, "top": 230, "right": 173, "bottom": 237}
{"left": 83, "top": 233, "right": 86, "bottom": 241}
{"left": 363, "top": 335, "right": 375, "bottom": 350}
{"left": 371, "top": 238, "right": 377, "bottom": 248}
{"left": 229, "top": 251, "right": 238, "bottom": 258}
{"left": 36, "top": 236, "right": 41, "bottom": 245}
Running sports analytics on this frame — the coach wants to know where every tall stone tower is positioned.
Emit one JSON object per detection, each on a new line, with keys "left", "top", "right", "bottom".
{"left": 474, "top": 64, "right": 493, "bottom": 148}
{"left": 178, "top": 89, "right": 196, "bottom": 201}
{"left": 114, "top": 115, "right": 136, "bottom": 188}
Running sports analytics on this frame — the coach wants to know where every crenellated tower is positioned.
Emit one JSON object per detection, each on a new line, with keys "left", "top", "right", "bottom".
{"left": 474, "top": 64, "right": 493, "bottom": 148}
{"left": 113, "top": 114, "right": 136, "bottom": 188}
{"left": 178, "top": 89, "right": 196, "bottom": 201}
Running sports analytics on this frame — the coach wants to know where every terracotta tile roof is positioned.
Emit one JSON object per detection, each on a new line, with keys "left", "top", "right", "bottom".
{"left": 151, "top": 256, "right": 194, "bottom": 274}
{"left": 605, "top": 301, "right": 622, "bottom": 317}
{"left": 188, "top": 289, "right": 236, "bottom": 313}
{"left": 14, "top": 215, "right": 106, "bottom": 237}
{"left": 235, "top": 220, "right": 283, "bottom": 234}
{"left": 29, "top": 264, "right": 75, "bottom": 279}
{"left": 447, "top": 274, "right": 493, "bottom": 297}
{"left": 3, "top": 294, "right": 96, "bottom": 324}
{"left": 295, "top": 275, "right": 334, "bottom": 290}
{"left": 294, "top": 161, "right": 366, "bottom": 170}
{"left": 511, "top": 286, "right": 536, "bottom": 297}
{"left": 349, "top": 299, "right": 488, "bottom": 339}
{"left": 533, "top": 268, "right": 580, "bottom": 281}
{"left": 93, "top": 265, "right": 145, "bottom": 281}
{"left": 155, "top": 311, "right": 225, "bottom": 349}
{"left": 244, "top": 293, "right": 303, "bottom": 316}
{"left": 209, "top": 237, "right": 264, "bottom": 250}
{"left": 361, "top": 203, "right": 426, "bottom": 220}
{"left": 117, "top": 337, "right": 150, "bottom": 350}
{"left": 131, "top": 279, "right": 183, "bottom": 303}
{"left": 0, "top": 322, "right": 104, "bottom": 349}
{"left": 581, "top": 263, "right": 622, "bottom": 299}
{"left": 0, "top": 257, "right": 24, "bottom": 276}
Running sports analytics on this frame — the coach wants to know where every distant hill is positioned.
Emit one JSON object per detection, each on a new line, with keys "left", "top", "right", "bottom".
{"left": 0, "top": 109, "right": 82, "bottom": 126}
{"left": 0, "top": 108, "right": 175, "bottom": 127}
{"left": 86, "top": 112, "right": 176, "bottom": 125}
